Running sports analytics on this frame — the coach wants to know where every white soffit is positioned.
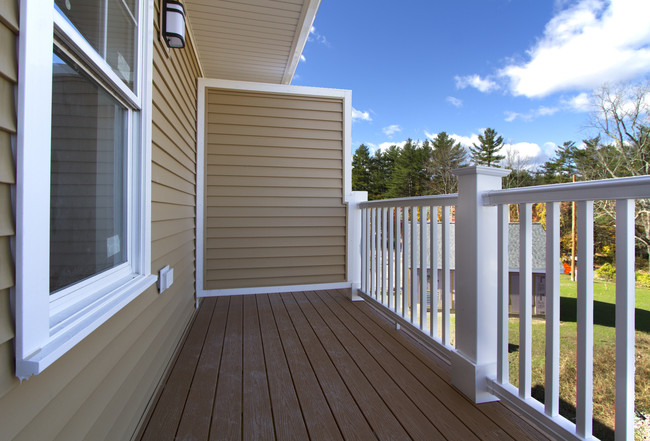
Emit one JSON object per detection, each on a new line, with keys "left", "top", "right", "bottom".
{"left": 184, "top": 0, "right": 320, "bottom": 84}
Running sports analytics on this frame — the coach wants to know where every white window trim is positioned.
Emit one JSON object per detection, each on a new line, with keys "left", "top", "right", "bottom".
{"left": 14, "top": 0, "right": 155, "bottom": 380}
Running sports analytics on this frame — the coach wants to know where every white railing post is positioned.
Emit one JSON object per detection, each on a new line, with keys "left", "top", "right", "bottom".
{"left": 450, "top": 165, "right": 510, "bottom": 403}
{"left": 347, "top": 191, "right": 367, "bottom": 300}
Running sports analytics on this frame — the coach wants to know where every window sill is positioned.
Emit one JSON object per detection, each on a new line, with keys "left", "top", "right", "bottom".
{"left": 16, "top": 274, "right": 157, "bottom": 380}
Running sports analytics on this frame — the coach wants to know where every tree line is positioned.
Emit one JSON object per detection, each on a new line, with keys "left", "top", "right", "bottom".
{"left": 351, "top": 81, "right": 650, "bottom": 269}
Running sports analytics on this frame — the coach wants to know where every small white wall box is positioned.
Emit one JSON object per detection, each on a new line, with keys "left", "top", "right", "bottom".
{"left": 164, "top": 1, "right": 186, "bottom": 48}
{"left": 158, "top": 265, "right": 174, "bottom": 293}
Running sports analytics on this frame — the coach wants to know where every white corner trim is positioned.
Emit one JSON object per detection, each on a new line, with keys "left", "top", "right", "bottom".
{"left": 342, "top": 89, "right": 352, "bottom": 200}
{"left": 282, "top": 0, "right": 321, "bottom": 84}
{"left": 196, "top": 79, "right": 206, "bottom": 299}
{"left": 199, "top": 282, "right": 352, "bottom": 297}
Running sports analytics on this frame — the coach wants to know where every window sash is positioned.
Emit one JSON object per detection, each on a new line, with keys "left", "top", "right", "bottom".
{"left": 14, "top": 0, "right": 155, "bottom": 380}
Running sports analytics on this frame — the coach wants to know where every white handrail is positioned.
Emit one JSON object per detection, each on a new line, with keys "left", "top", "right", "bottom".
{"left": 360, "top": 193, "right": 458, "bottom": 208}
{"left": 484, "top": 175, "right": 650, "bottom": 205}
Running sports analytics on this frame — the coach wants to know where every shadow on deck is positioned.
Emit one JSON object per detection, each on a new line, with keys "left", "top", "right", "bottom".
{"left": 137, "top": 289, "right": 552, "bottom": 441}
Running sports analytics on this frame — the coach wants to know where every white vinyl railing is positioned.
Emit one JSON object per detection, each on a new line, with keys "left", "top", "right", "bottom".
{"left": 356, "top": 168, "right": 650, "bottom": 441}
{"left": 484, "top": 174, "right": 650, "bottom": 441}
{"left": 358, "top": 194, "right": 457, "bottom": 350}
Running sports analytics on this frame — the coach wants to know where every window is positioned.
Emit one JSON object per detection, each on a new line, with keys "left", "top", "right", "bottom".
{"left": 15, "top": 0, "right": 155, "bottom": 379}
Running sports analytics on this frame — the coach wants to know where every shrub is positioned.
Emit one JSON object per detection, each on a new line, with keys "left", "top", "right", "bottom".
{"left": 637, "top": 272, "right": 650, "bottom": 288}
{"left": 596, "top": 263, "right": 616, "bottom": 282}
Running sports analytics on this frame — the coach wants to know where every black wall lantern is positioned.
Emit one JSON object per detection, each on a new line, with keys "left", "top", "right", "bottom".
{"left": 164, "top": 1, "right": 186, "bottom": 48}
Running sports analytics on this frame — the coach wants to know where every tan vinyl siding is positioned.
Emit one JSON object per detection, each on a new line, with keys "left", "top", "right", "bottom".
{"left": 0, "top": 1, "right": 201, "bottom": 439}
{"left": 204, "top": 89, "right": 347, "bottom": 290}
{"left": 0, "top": 0, "right": 17, "bottom": 406}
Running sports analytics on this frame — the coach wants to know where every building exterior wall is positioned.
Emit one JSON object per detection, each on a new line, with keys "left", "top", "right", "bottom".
{"left": 204, "top": 88, "right": 347, "bottom": 289}
{"left": 0, "top": 1, "right": 200, "bottom": 439}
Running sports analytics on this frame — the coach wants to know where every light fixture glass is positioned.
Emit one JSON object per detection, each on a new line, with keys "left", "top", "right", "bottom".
{"left": 164, "top": 1, "right": 185, "bottom": 48}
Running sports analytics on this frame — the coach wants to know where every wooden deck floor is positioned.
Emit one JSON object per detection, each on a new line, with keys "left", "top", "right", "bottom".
{"left": 137, "top": 289, "right": 551, "bottom": 441}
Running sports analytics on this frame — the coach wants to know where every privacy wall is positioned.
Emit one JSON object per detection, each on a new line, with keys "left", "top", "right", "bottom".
{"left": 204, "top": 88, "right": 347, "bottom": 290}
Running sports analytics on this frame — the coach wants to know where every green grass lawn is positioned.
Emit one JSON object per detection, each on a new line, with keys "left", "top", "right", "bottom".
{"left": 507, "top": 275, "right": 650, "bottom": 440}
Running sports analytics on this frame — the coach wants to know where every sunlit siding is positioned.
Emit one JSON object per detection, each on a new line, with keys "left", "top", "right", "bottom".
{"left": 0, "top": 1, "right": 201, "bottom": 439}
{"left": 204, "top": 88, "right": 347, "bottom": 289}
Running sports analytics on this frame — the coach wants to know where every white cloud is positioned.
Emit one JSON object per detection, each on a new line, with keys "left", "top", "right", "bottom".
{"left": 500, "top": 0, "right": 650, "bottom": 97}
{"left": 450, "top": 132, "right": 481, "bottom": 148}
{"left": 300, "top": 54, "right": 306, "bottom": 63}
{"left": 562, "top": 92, "right": 593, "bottom": 112}
{"left": 382, "top": 124, "right": 402, "bottom": 136}
{"left": 352, "top": 107, "right": 372, "bottom": 122}
{"left": 446, "top": 96, "right": 463, "bottom": 107}
{"left": 504, "top": 105, "right": 560, "bottom": 122}
{"left": 308, "top": 26, "right": 330, "bottom": 46}
{"left": 454, "top": 74, "right": 500, "bottom": 93}
{"left": 503, "top": 142, "right": 543, "bottom": 163}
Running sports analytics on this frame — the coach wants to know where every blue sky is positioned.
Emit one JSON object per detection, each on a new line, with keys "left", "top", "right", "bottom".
{"left": 293, "top": 0, "right": 650, "bottom": 168}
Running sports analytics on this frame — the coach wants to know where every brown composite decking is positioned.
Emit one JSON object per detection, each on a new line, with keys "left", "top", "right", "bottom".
{"left": 137, "top": 289, "right": 552, "bottom": 441}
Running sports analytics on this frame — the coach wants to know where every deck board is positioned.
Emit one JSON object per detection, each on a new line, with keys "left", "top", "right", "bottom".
{"left": 268, "top": 293, "right": 343, "bottom": 441}
{"left": 285, "top": 291, "right": 398, "bottom": 441}
{"left": 256, "top": 294, "right": 309, "bottom": 441}
{"left": 138, "top": 289, "right": 552, "bottom": 441}
{"left": 210, "top": 295, "right": 244, "bottom": 441}
{"left": 175, "top": 296, "right": 229, "bottom": 440}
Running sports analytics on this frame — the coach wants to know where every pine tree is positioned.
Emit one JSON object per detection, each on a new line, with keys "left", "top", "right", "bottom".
{"left": 469, "top": 128, "right": 505, "bottom": 166}
{"left": 351, "top": 144, "right": 372, "bottom": 192}
{"left": 386, "top": 139, "right": 431, "bottom": 198}
{"left": 427, "top": 132, "right": 468, "bottom": 194}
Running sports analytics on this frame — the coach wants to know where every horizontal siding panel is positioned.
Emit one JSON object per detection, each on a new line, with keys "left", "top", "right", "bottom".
{"left": 207, "top": 175, "right": 341, "bottom": 189}
{"left": 211, "top": 113, "right": 342, "bottom": 131}
{"left": 207, "top": 164, "right": 342, "bottom": 179}
{"left": 204, "top": 274, "right": 345, "bottom": 290}
{"left": 207, "top": 216, "right": 345, "bottom": 228}
{"left": 0, "top": 340, "right": 18, "bottom": 397}
{"left": 152, "top": 144, "right": 195, "bottom": 185}
{"left": 152, "top": 218, "right": 195, "bottom": 242}
{"left": 206, "top": 255, "right": 344, "bottom": 271}
{"left": 205, "top": 245, "right": 345, "bottom": 260}
{"left": 208, "top": 103, "right": 342, "bottom": 122}
{"left": 207, "top": 123, "right": 342, "bottom": 141}
{"left": 152, "top": 182, "right": 195, "bottom": 206}
{"left": 0, "top": 289, "right": 12, "bottom": 345}
{"left": 207, "top": 264, "right": 345, "bottom": 281}
{"left": 0, "top": 76, "right": 16, "bottom": 132}
{"left": 207, "top": 206, "right": 346, "bottom": 218}
{"left": 151, "top": 229, "right": 195, "bottom": 262}
{"left": 0, "top": 133, "right": 14, "bottom": 183}
{"left": 207, "top": 196, "right": 344, "bottom": 208}
{"left": 208, "top": 92, "right": 342, "bottom": 112}
{"left": 0, "top": 0, "right": 18, "bottom": 31}
{"left": 152, "top": 124, "right": 196, "bottom": 169}
{"left": 0, "top": 184, "right": 13, "bottom": 236}
{"left": 206, "top": 226, "right": 345, "bottom": 239}
{"left": 152, "top": 163, "right": 195, "bottom": 195}
{"left": 208, "top": 134, "right": 342, "bottom": 150}
{"left": 210, "top": 144, "right": 342, "bottom": 160}
{"left": 207, "top": 154, "right": 341, "bottom": 170}
{"left": 152, "top": 202, "right": 195, "bottom": 222}
{"left": 0, "top": 23, "right": 17, "bottom": 82}
{"left": 0, "top": 236, "right": 13, "bottom": 290}
{"left": 207, "top": 235, "right": 346, "bottom": 249}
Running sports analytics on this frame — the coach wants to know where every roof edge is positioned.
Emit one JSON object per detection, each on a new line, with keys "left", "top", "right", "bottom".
{"left": 281, "top": 0, "right": 321, "bottom": 85}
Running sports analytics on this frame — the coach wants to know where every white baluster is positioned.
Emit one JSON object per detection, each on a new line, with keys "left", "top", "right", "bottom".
{"left": 545, "top": 202, "right": 560, "bottom": 417}
{"left": 576, "top": 200, "right": 594, "bottom": 438}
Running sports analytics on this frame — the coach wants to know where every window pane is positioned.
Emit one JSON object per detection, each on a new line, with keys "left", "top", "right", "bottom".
{"left": 54, "top": 0, "right": 138, "bottom": 91}
{"left": 50, "top": 48, "right": 128, "bottom": 294}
